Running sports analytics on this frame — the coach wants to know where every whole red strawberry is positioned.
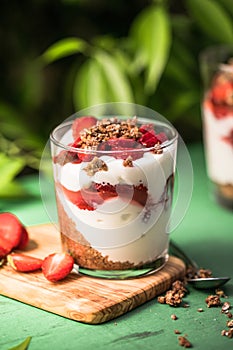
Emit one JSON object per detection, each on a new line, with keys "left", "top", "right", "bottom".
{"left": 42, "top": 252, "right": 74, "bottom": 282}
{"left": 0, "top": 236, "right": 12, "bottom": 258}
{"left": 0, "top": 212, "right": 28, "bottom": 256}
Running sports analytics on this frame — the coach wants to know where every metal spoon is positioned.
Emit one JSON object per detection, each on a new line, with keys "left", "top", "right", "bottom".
{"left": 169, "top": 240, "right": 231, "bottom": 289}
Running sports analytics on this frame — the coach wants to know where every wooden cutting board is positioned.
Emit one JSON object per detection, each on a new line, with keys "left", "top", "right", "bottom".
{"left": 0, "top": 224, "right": 185, "bottom": 324}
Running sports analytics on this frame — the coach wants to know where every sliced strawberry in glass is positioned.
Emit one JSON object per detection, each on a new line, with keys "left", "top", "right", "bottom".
{"left": 156, "top": 132, "right": 168, "bottom": 143}
{"left": 139, "top": 123, "right": 154, "bottom": 134}
{"left": 211, "top": 80, "right": 233, "bottom": 104}
{"left": 222, "top": 129, "right": 233, "bottom": 146}
{"left": 94, "top": 183, "right": 118, "bottom": 201}
{"left": 98, "top": 138, "right": 144, "bottom": 160}
{"left": 72, "top": 116, "right": 97, "bottom": 140}
{"left": 71, "top": 137, "right": 95, "bottom": 162}
{"left": 61, "top": 186, "right": 95, "bottom": 210}
{"left": 139, "top": 130, "right": 159, "bottom": 147}
{"left": 53, "top": 149, "right": 81, "bottom": 165}
{"left": 132, "top": 184, "right": 148, "bottom": 206}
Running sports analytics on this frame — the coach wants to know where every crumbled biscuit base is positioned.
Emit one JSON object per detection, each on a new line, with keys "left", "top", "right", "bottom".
{"left": 61, "top": 233, "right": 137, "bottom": 270}
{"left": 57, "top": 196, "right": 155, "bottom": 270}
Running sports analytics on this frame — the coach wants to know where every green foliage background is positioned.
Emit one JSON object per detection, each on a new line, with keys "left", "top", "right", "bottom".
{"left": 0, "top": 0, "right": 233, "bottom": 198}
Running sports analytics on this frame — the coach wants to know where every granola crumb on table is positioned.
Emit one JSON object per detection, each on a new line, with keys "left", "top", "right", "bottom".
{"left": 171, "top": 314, "right": 178, "bottom": 320}
{"left": 178, "top": 335, "right": 192, "bottom": 348}
{"left": 157, "top": 280, "right": 187, "bottom": 307}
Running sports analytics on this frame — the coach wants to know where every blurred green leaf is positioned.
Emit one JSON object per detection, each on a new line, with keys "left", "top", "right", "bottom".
{"left": 0, "top": 102, "right": 43, "bottom": 150}
{"left": 131, "top": 5, "right": 171, "bottom": 94}
{"left": 164, "top": 54, "right": 196, "bottom": 89}
{"left": 73, "top": 60, "right": 89, "bottom": 109}
{"left": 0, "top": 181, "right": 29, "bottom": 199}
{"left": 166, "top": 90, "right": 200, "bottom": 121}
{"left": 8, "top": 336, "right": 31, "bottom": 350}
{"left": 20, "top": 61, "right": 43, "bottom": 111}
{"left": 170, "top": 38, "right": 197, "bottom": 73}
{"left": 40, "top": 37, "right": 87, "bottom": 64}
{"left": 186, "top": 0, "right": 233, "bottom": 44}
{"left": 92, "top": 35, "right": 116, "bottom": 51}
{"left": 73, "top": 58, "right": 107, "bottom": 109}
{"left": 94, "top": 50, "right": 135, "bottom": 103}
{"left": 217, "top": 0, "right": 233, "bottom": 17}
{"left": 171, "top": 15, "right": 193, "bottom": 41}
{"left": 0, "top": 153, "right": 25, "bottom": 189}
{"left": 0, "top": 153, "right": 28, "bottom": 198}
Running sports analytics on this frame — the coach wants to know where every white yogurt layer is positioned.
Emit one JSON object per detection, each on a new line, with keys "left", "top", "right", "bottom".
{"left": 203, "top": 106, "right": 233, "bottom": 185}
{"left": 59, "top": 150, "right": 174, "bottom": 198}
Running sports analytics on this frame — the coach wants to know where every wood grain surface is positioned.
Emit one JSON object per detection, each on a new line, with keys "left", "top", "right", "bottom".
{"left": 0, "top": 224, "right": 186, "bottom": 324}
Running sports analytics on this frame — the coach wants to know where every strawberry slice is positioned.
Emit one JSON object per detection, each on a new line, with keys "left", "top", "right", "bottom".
{"left": 16, "top": 227, "right": 29, "bottom": 250}
{"left": 0, "top": 212, "right": 24, "bottom": 251}
{"left": 42, "top": 253, "right": 74, "bottom": 282}
{"left": 7, "top": 253, "right": 43, "bottom": 272}
{"left": 72, "top": 116, "right": 97, "bottom": 140}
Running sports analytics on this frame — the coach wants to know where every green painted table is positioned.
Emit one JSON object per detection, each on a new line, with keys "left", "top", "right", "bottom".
{"left": 0, "top": 143, "right": 232, "bottom": 350}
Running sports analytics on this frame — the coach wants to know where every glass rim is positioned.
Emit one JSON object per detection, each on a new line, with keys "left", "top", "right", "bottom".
{"left": 50, "top": 118, "right": 178, "bottom": 154}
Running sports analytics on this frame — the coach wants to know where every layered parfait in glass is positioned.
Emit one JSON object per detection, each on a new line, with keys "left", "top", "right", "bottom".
{"left": 201, "top": 47, "right": 233, "bottom": 210}
{"left": 50, "top": 113, "right": 178, "bottom": 278}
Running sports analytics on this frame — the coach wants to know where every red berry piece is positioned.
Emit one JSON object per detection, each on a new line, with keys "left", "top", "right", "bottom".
{"left": 70, "top": 137, "right": 95, "bottom": 163}
{"left": 222, "top": 129, "right": 233, "bottom": 146}
{"left": 53, "top": 149, "right": 80, "bottom": 165}
{"left": 0, "top": 212, "right": 24, "bottom": 251}
{"left": 211, "top": 80, "right": 233, "bottom": 104}
{"left": 16, "top": 227, "right": 29, "bottom": 250}
{"left": 0, "top": 236, "right": 12, "bottom": 258}
{"left": 139, "top": 130, "right": 159, "bottom": 147}
{"left": 72, "top": 116, "right": 97, "bottom": 140}
{"left": 42, "top": 253, "right": 74, "bottom": 282}
{"left": 156, "top": 132, "right": 168, "bottom": 143}
{"left": 98, "top": 138, "right": 143, "bottom": 160}
{"left": 7, "top": 253, "right": 43, "bottom": 272}
{"left": 139, "top": 123, "right": 154, "bottom": 134}
{"left": 61, "top": 186, "right": 96, "bottom": 210}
